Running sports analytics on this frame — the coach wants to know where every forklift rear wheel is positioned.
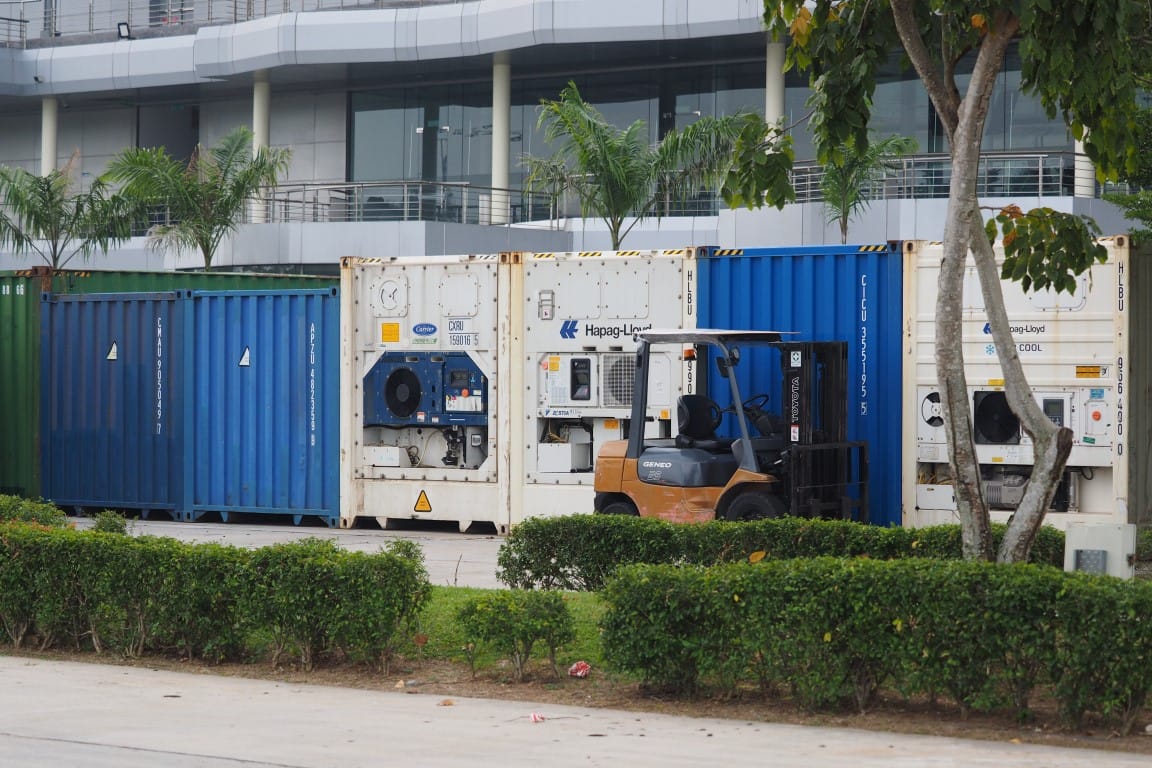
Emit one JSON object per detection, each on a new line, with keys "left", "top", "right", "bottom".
{"left": 601, "top": 499, "right": 639, "bottom": 516}
{"left": 725, "top": 491, "right": 786, "bottom": 522}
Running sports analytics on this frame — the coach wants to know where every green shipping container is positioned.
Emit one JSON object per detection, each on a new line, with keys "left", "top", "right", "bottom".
{"left": 0, "top": 268, "right": 338, "bottom": 501}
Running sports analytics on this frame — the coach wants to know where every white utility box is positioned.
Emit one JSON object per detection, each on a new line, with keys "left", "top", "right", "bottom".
{"left": 1064, "top": 522, "right": 1137, "bottom": 579}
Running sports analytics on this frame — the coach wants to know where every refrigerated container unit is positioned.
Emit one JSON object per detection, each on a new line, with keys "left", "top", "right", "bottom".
{"left": 39, "top": 288, "right": 339, "bottom": 525}
{"left": 698, "top": 244, "right": 904, "bottom": 527}
{"left": 515, "top": 249, "right": 697, "bottom": 523}
{"left": 0, "top": 268, "right": 336, "bottom": 500}
{"left": 340, "top": 255, "right": 510, "bottom": 532}
{"left": 902, "top": 236, "right": 1149, "bottom": 529}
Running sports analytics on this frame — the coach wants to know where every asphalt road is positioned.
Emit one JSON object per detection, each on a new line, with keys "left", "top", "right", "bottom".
{"left": 4, "top": 656, "right": 1151, "bottom": 768}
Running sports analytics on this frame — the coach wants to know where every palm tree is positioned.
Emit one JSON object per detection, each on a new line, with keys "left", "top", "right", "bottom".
{"left": 820, "top": 134, "right": 918, "bottom": 244}
{"left": 0, "top": 156, "right": 137, "bottom": 271}
{"left": 523, "top": 82, "right": 749, "bottom": 249}
{"left": 105, "top": 126, "right": 291, "bottom": 270}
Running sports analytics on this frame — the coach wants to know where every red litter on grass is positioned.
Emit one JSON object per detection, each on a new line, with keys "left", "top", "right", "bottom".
{"left": 568, "top": 661, "right": 591, "bottom": 678}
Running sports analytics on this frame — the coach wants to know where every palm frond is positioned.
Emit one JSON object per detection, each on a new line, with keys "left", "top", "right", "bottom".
{"left": 0, "top": 162, "right": 138, "bottom": 269}
{"left": 103, "top": 126, "right": 292, "bottom": 268}
{"left": 523, "top": 82, "right": 746, "bottom": 247}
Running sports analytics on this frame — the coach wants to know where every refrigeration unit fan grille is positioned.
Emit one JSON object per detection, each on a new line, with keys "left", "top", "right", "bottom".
{"left": 602, "top": 354, "right": 635, "bottom": 408}
{"left": 973, "top": 391, "right": 1020, "bottom": 445}
{"left": 385, "top": 368, "right": 422, "bottom": 418}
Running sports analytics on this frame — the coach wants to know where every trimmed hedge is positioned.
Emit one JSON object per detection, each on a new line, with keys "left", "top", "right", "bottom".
{"left": 0, "top": 494, "right": 70, "bottom": 528}
{"left": 457, "top": 589, "right": 576, "bottom": 682}
{"left": 0, "top": 523, "right": 431, "bottom": 670}
{"left": 497, "top": 515, "right": 1066, "bottom": 590}
{"left": 600, "top": 558, "right": 1152, "bottom": 734}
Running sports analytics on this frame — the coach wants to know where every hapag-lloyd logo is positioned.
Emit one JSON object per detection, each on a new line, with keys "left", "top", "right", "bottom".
{"left": 984, "top": 322, "right": 1045, "bottom": 335}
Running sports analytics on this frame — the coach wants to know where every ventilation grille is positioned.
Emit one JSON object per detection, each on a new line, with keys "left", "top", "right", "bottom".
{"left": 601, "top": 354, "right": 635, "bottom": 408}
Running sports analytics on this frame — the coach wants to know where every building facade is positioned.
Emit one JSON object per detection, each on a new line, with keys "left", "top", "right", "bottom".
{"left": 0, "top": 0, "right": 1131, "bottom": 271}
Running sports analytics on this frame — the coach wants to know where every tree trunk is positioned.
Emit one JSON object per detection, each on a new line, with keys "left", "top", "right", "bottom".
{"left": 966, "top": 225, "right": 1074, "bottom": 562}
{"left": 937, "top": 203, "right": 991, "bottom": 561}
{"left": 934, "top": 21, "right": 1017, "bottom": 561}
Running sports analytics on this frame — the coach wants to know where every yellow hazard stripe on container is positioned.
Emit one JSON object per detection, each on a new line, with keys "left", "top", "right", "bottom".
{"left": 857, "top": 245, "right": 888, "bottom": 252}
{"left": 711, "top": 249, "right": 744, "bottom": 256}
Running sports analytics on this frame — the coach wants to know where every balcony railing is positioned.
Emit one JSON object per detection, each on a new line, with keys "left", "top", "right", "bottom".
{"left": 248, "top": 180, "right": 559, "bottom": 226}
{"left": 789, "top": 150, "right": 1082, "bottom": 203}
{"left": 0, "top": 0, "right": 464, "bottom": 45}
{"left": 133, "top": 151, "right": 1095, "bottom": 232}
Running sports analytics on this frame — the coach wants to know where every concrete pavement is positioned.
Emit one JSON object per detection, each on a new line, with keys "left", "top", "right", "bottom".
{"left": 71, "top": 517, "right": 506, "bottom": 589}
{"left": 3, "top": 656, "right": 1150, "bottom": 768}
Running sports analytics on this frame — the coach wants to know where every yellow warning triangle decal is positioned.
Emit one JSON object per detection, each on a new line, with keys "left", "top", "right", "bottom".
{"left": 413, "top": 490, "right": 432, "bottom": 513}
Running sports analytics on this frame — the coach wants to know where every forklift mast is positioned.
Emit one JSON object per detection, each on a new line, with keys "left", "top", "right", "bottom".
{"left": 779, "top": 342, "right": 848, "bottom": 446}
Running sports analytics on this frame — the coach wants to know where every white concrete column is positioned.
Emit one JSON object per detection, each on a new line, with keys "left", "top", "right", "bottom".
{"left": 765, "top": 40, "right": 786, "bottom": 127}
{"left": 251, "top": 70, "right": 271, "bottom": 223}
{"left": 491, "top": 51, "right": 511, "bottom": 225}
{"left": 1073, "top": 138, "right": 1096, "bottom": 198}
{"left": 252, "top": 69, "right": 271, "bottom": 155}
{"left": 41, "top": 96, "right": 58, "bottom": 175}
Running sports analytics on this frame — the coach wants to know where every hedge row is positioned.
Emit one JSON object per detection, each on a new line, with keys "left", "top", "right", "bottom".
{"left": 497, "top": 515, "right": 1066, "bottom": 590}
{"left": 600, "top": 558, "right": 1152, "bottom": 734}
{"left": 0, "top": 524, "right": 431, "bottom": 671}
{"left": 0, "top": 494, "right": 71, "bottom": 528}
{"left": 457, "top": 589, "right": 575, "bottom": 682}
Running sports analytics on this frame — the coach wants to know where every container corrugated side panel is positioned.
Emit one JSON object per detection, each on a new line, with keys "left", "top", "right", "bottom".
{"left": 51, "top": 270, "right": 338, "bottom": 295}
{"left": 699, "top": 244, "right": 903, "bottom": 527}
{"left": 189, "top": 289, "right": 340, "bottom": 524}
{"left": 0, "top": 274, "right": 44, "bottom": 498}
{"left": 40, "top": 292, "right": 184, "bottom": 512}
{"left": 1131, "top": 242, "right": 1150, "bottom": 527}
{"left": 0, "top": 269, "right": 338, "bottom": 501}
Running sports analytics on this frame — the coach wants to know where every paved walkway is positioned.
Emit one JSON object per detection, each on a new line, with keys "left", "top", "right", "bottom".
{"left": 73, "top": 518, "right": 507, "bottom": 589}
{"left": 2, "top": 656, "right": 1149, "bottom": 768}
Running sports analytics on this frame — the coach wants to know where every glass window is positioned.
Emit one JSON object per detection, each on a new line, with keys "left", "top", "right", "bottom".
{"left": 349, "top": 86, "right": 492, "bottom": 184}
{"left": 347, "top": 40, "right": 1070, "bottom": 190}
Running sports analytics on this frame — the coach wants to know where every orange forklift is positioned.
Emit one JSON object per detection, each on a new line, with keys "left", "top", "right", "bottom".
{"left": 593, "top": 329, "right": 868, "bottom": 523}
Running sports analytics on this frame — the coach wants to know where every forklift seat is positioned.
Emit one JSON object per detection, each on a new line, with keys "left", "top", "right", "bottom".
{"left": 675, "top": 395, "right": 732, "bottom": 452}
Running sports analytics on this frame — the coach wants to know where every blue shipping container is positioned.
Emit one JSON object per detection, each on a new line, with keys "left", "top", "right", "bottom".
{"left": 40, "top": 292, "right": 185, "bottom": 513}
{"left": 698, "top": 244, "right": 903, "bottom": 527}
{"left": 41, "top": 289, "right": 340, "bottom": 525}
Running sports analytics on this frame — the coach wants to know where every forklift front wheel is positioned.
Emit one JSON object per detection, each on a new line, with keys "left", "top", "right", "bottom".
{"left": 600, "top": 499, "right": 639, "bottom": 516}
{"left": 725, "top": 490, "right": 786, "bottom": 522}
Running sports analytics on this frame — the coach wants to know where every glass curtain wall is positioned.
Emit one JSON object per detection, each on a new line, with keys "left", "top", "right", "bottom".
{"left": 347, "top": 41, "right": 1068, "bottom": 199}
{"left": 349, "top": 61, "right": 766, "bottom": 191}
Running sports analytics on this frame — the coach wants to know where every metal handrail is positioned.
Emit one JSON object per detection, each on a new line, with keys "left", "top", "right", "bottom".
{"left": 788, "top": 150, "right": 1081, "bottom": 204}
{"left": 248, "top": 179, "right": 559, "bottom": 226}
{"left": 247, "top": 152, "right": 1091, "bottom": 225}
{"left": 0, "top": 0, "right": 465, "bottom": 45}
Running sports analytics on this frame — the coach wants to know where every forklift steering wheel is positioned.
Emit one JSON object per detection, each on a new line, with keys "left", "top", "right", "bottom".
{"left": 743, "top": 393, "right": 771, "bottom": 413}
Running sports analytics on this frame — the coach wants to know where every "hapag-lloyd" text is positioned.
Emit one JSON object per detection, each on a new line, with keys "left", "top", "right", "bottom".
{"left": 584, "top": 323, "right": 653, "bottom": 340}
